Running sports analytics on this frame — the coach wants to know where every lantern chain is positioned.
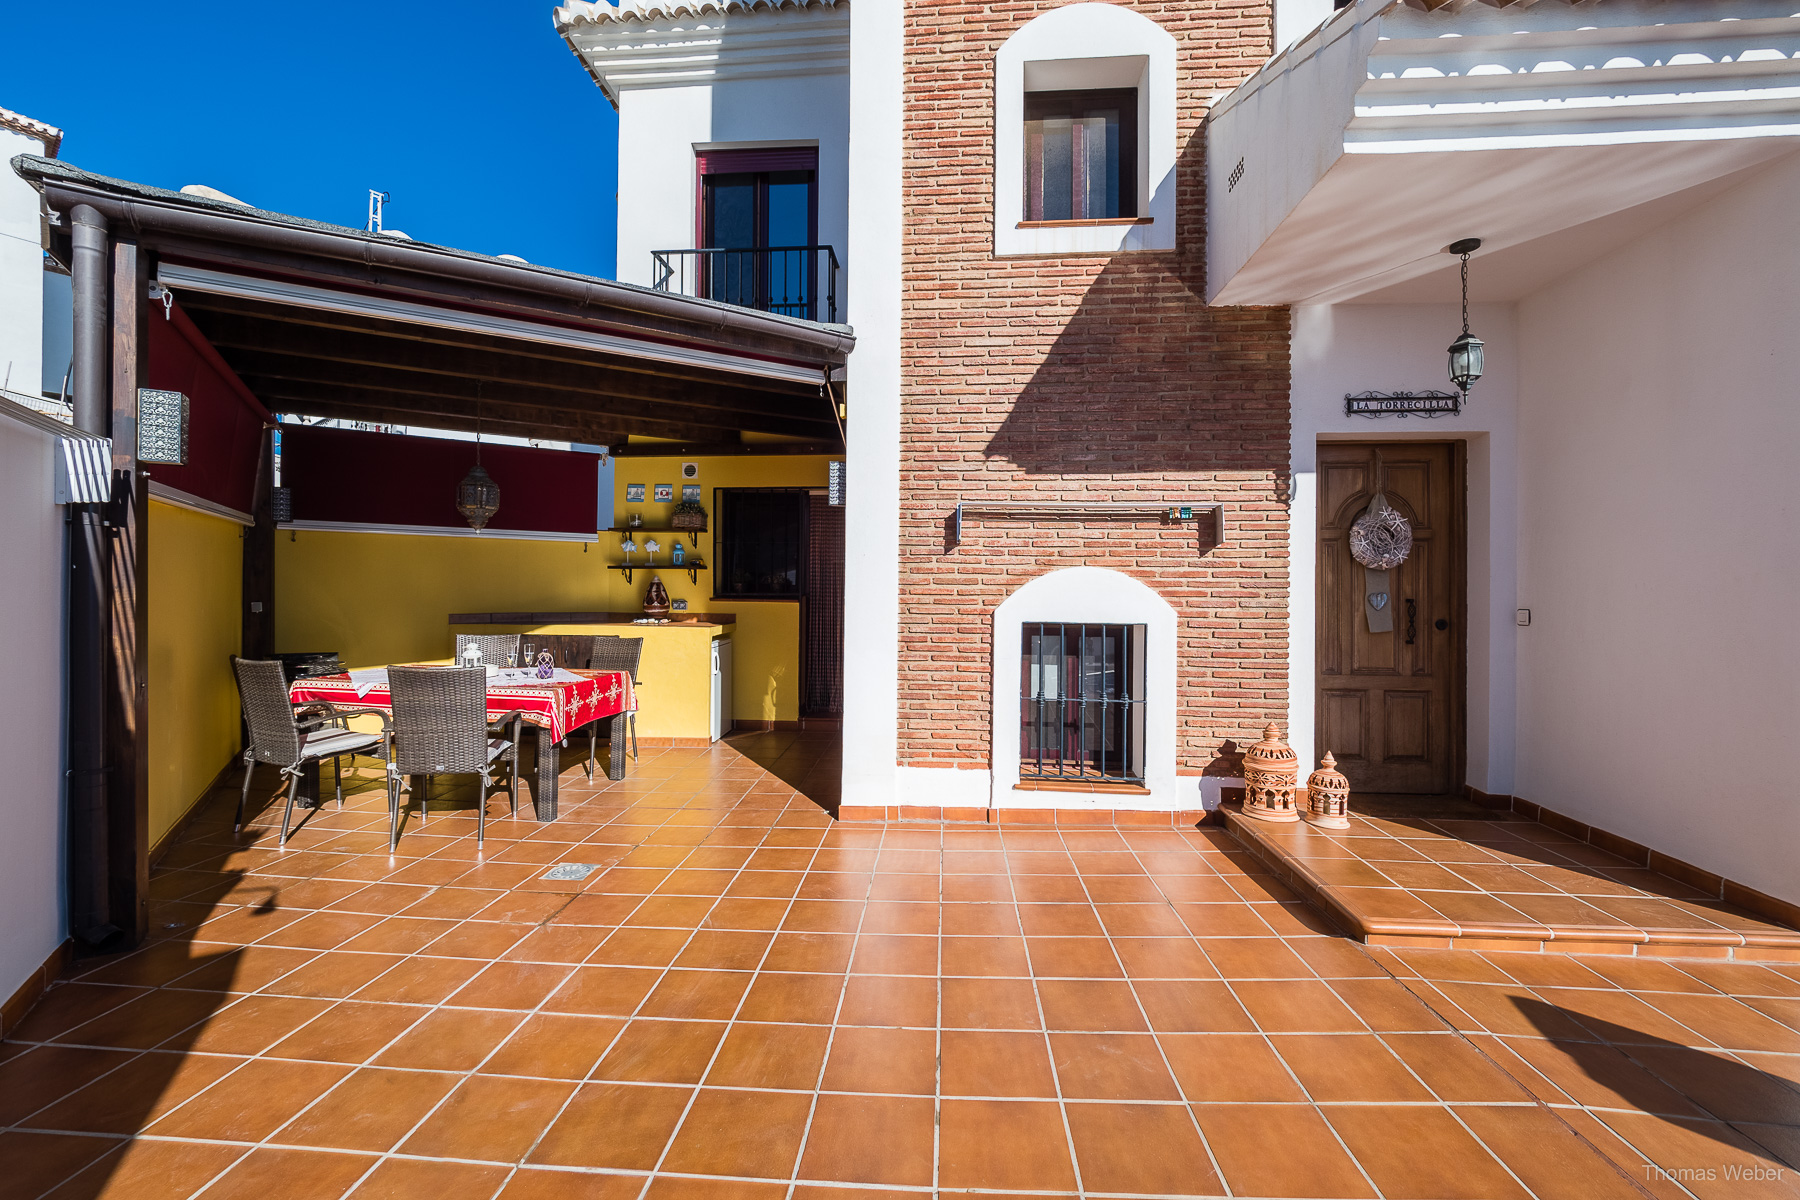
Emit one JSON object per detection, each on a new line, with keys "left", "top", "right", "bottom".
{"left": 1460, "top": 250, "right": 1471, "bottom": 337}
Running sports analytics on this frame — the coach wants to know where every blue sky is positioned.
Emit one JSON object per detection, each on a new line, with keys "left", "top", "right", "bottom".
{"left": 5, "top": 0, "right": 620, "bottom": 279}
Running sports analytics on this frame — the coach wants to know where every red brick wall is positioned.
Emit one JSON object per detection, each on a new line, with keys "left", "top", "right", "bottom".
{"left": 898, "top": 0, "right": 1289, "bottom": 777}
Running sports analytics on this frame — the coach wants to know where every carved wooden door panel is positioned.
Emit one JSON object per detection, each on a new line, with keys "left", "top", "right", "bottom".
{"left": 1316, "top": 443, "right": 1462, "bottom": 794}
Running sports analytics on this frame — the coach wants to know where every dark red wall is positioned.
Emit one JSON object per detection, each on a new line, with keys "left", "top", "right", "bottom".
{"left": 146, "top": 303, "right": 271, "bottom": 514}
{"left": 280, "top": 424, "right": 600, "bottom": 535}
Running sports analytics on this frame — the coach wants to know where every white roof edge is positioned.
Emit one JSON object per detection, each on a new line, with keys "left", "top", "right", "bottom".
{"left": 554, "top": 0, "right": 846, "bottom": 34}
{"left": 1209, "top": 0, "right": 1397, "bottom": 121}
{"left": 0, "top": 106, "right": 63, "bottom": 157}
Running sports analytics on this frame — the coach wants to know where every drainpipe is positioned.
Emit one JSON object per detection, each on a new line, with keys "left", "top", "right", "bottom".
{"left": 67, "top": 203, "right": 115, "bottom": 946}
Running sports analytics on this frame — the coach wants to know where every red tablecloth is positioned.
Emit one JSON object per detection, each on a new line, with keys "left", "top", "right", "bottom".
{"left": 289, "top": 668, "right": 635, "bottom": 743}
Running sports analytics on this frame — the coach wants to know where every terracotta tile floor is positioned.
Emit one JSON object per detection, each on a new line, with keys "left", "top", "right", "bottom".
{"left": 1227, "top": 805, "right": 1800, "bottom": 959}
{"left": 4, "top": 732, "right": 1798, "bottom": 1198}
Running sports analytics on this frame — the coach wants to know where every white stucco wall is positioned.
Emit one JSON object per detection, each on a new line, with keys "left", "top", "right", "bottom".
{"left": 1289, "top": 302, "right": 1520, "bottom": 794}
{"left": 614, "top": 73, "right": 850, "bottom": 294}
{"left": 0, "top": 410, "right": 68, "bottom": 1007}
{"left": 841, "top": 0, "right": 903, "bottom": 810}
{"left": 1, "top": 128, "right": 47, "bottom": 396}
{"left": 1514, "top": 153, "right": 1800, "bottom": 904}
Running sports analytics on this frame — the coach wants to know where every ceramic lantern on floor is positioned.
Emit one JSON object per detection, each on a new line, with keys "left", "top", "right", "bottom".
{"left": 1242, "top": 723, "right": 1300, "bottom": 822}
{"left": 1305, "top": 751, "right": 1352, "bottom": 829}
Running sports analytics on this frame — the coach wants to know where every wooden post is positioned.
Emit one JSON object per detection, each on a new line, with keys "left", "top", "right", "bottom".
{"left": 243, "top": 425, "right": 276, "bottom": 659}
{"left": 107, "top": 240, "right": 151, "bottom": 945}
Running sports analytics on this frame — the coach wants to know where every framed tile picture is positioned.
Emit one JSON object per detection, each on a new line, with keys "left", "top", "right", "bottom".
{"left": 681, "top": 484, "right": 701, "bottom": 502}
{"left": 625, "top": 483, "right": 645, "bottom": 503}
{"left": 654, "top": 483, "right": 674, "bottom": 503}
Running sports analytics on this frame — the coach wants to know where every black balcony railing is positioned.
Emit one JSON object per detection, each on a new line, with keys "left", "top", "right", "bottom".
{"left": 651, "top": 246, "right": 840, "bottom": 324}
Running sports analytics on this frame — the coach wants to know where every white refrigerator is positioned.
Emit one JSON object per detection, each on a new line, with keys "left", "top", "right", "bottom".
{"left": 711, "top": 636, "right": 732, "bottom": 741}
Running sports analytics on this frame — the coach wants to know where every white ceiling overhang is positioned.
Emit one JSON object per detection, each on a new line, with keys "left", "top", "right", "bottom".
{"left": 1206, "top": 0, "right": 1800, "bottom": 306}
{"left": 555, "top": 0, "right": 850, "bottom": 106}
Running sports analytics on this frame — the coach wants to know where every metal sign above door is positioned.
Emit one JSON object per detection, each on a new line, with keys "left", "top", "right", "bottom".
{"left": 1344, "top": 390, "right": 1462, "bottom": 418}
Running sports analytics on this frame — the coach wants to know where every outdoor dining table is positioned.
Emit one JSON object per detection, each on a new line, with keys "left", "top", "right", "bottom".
{"left": 288, "top": 665, "right": 638, "bottom": 820}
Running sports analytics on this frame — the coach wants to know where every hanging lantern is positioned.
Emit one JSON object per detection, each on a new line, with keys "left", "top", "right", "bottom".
{"left": 1242, "top": 723, "right": 1300, "bottom": 823}
{"left": 456, "top": 463, "right": 500, "bottom": 530}
{"left": 457, "top": 389, "right": 500, "bottom": 530}
{"left": 1446, "top": 238, "right": 1484, "bottom": 397}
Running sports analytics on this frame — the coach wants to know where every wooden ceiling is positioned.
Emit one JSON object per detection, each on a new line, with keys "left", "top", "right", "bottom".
{"left": 19, "top": 156, "right": 850, "bottom": 457}
{"left": 177, "top": 292, "right": 844, "bottom": 451}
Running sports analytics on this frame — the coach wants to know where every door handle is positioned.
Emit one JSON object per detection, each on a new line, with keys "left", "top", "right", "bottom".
{"left": 1435, "top": 618, "right": 1449, "bottom": 631}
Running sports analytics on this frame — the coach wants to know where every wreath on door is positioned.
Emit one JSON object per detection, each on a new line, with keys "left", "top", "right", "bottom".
{"left": 1349, "top": 492, "right": 1412, "bottom": 570}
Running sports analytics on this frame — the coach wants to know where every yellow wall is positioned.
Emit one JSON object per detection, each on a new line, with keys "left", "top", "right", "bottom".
{"left": 148, "top": 501, "right": 243, "bottom": 847}
{"left": 276, "top": 532, "right": 606, "bottom": 669}
{"left": 450, "top": 621, "right": 724, "bottom": 740}
{"left": 276, "top": 452, "right": 835, "bottom": 728}
{"left": 611, "top": 453, "right": 833, "bottom": 723}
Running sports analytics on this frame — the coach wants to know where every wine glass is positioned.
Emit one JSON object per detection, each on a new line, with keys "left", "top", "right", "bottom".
{"left": 506, "top": 647, "right": 517, "bottom": 668}
{"left": 521, "top": 642, "right": 536, "bottom": 670}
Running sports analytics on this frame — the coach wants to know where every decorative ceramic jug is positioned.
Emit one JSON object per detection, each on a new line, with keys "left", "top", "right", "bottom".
{"left": 1242, "top": 723, "right": 1300, "bottom": 822}
{"left": 643, "top": 575, "right": 671, "bottom": 616}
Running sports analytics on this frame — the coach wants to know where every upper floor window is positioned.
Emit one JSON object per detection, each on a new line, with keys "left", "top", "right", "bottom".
{"left": 1023, "top": 88, "right": 1138, "bottom": 224}
{"left": 699, "top": 147, "right": 818, "bottom": 251}
{"left": 683, "top": 148, "right": 829, "bottom": 320}
{"left": 993, "top": 3, "right": 1177, "bottom": 256}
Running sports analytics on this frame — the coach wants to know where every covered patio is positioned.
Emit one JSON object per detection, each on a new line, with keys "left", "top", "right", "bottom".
{"left": 10, "top": 156, "right": 851, "bottom": 957}
{"left": 4, "top": 735, "right": 1797, "bottom": 1198}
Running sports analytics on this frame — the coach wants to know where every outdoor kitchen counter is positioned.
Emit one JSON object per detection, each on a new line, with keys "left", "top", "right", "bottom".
{"left": 449, "top": 613, "right": 731, "bottom": 743}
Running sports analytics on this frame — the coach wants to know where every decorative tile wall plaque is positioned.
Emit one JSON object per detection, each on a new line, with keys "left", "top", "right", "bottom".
{"left": 681, "top": 484, "right": 701, "bottom": 502}
{"left": 625, "top": 483, "right": 645, "bottom": 503}
{"left": 654, "top": 484, "right": 674, "bottom": 503}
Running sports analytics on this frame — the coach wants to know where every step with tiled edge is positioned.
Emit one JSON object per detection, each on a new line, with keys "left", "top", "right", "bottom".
{"left": 1223, "top": 806, "right": 1800, "bottom": 962}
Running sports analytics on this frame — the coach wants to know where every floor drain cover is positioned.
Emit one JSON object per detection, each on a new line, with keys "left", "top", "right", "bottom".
{"left": 541, "top": 863, "right": 601, "bottom": 881}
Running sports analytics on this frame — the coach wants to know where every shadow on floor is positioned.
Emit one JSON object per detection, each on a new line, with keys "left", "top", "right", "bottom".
{"left": 1, "top": 765, "right": 313, "bottom": 1197}
{"left": 1514, "top": 996, "right": 1800, "bottom": 1170}
{"left": 722, "top": 728, "right": 841, "bottom": 816}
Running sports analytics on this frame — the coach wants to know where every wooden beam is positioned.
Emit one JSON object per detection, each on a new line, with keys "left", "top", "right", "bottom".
{"left": 244, "top": 379, "right": 761, "bottom": 445}
{"left": 226, "top": 352, "right": 835, "bottom": 439}
{"left": 242, "top": 425, "right": 275, "bottom": 659}
{"left": 133, "top": 229, "right": 849, "bottom": 368}
{"left": 178, "top": 292, "right": 821, "bottom": 400}
{"left": 610, "top": 440, "right": 844, "bottom": 458}
{"left": 258, "top": 392, "right": 630, "bottom": 447}
{"left": 107, "top": 239, "right": 150, "bottom": 946}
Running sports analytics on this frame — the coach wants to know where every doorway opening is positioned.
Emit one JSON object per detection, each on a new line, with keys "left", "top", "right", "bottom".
{"left": 1315, "top": 441, "right": 1466, "bottom": 796}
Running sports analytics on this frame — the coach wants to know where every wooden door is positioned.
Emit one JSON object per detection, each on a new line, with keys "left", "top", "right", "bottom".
{"left": 1316, "top": 443, "right": 1463, "bottom": 794}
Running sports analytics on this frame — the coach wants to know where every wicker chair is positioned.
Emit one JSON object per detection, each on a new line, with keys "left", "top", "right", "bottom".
{"left": 386, "top": 665, "right": 522, "bottom": 850}
{"left": 231, "top": 656, "right": 390, "bottom": 846}
{"left": 455, "top": 633, "right": 523, "bottom": 668}
{"left": 587, "top": 634, "right": 644, "bottom": 777}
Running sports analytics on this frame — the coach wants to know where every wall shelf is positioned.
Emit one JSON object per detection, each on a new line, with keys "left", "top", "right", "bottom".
{"left": 611, "top": 560, "right": 708, "bottom": 585}
{"left": 607, "top": 526, "right": 705, "bottom": 548}
{"left": 950, "top": 500, "right": 1225, "bottom": 550}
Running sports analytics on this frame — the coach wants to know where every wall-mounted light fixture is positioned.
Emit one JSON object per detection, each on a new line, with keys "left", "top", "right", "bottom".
{"left": 136, "top": 389, "right": 189, "bottom": 465}
{"left": 1446, "top": 238, "right": 1484, "bottom": 399}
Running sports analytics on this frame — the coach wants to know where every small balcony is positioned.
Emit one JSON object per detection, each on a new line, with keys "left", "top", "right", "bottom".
{"left": 652, "top": 245, "right": 841, "bottom": 324}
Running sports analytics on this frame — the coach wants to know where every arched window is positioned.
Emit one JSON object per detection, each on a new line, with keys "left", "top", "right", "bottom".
{"left": 994, "top": 3, "right": 1178, "bottom": 257}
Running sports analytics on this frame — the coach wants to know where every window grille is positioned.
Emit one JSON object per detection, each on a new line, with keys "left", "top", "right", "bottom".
{"left": 1019, "top": 623, "right": 1146, "bottom": 784}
